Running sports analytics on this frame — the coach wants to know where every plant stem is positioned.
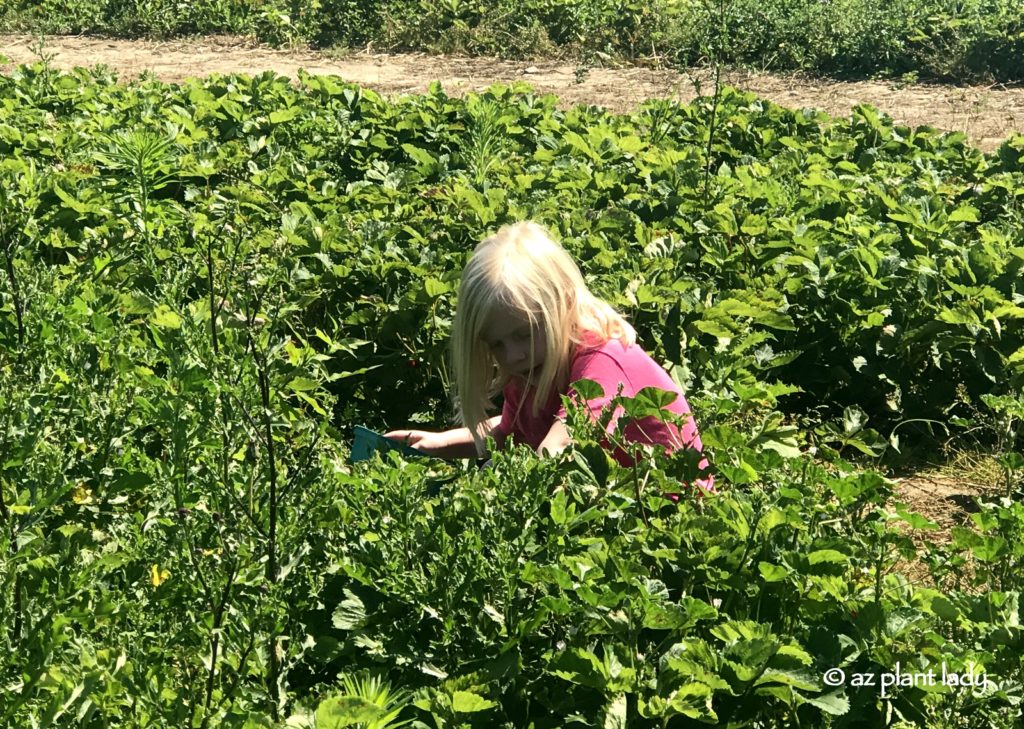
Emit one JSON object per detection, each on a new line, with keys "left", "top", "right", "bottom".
{"left": 137, "top": 154, "right": 150, "bottom": 246}
{"left": 201, "top": 556, "right": 239, "bottom": 728}
{"left": 206, "top": 233, "right": 220, "bottom": 358}
{"left": 10, "top": 573, "right": 21, "bottom": 644}
{"left": 873, "top": 534, "right": 884, "bottom": 640}
{"left": 214, "top": 630, "right": 257, "bottom": 715}
{"left": 253, "top": 341, "right": 280, "bottom": 721}
{"left": 701, "top": 0, "right": 728, "bottom": 210}
{"left": 0, "top": 477, "right": 7, "bottom": 525}
{"left": 1, "top": 228, "right": 26, "bottom": 362}
{"left": 0, "top": 222, "right": 24, "bottom": 645}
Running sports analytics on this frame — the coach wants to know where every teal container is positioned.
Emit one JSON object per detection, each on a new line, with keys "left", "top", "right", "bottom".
{"left": 350, "top": 425, "right": 424, "bottom": 463}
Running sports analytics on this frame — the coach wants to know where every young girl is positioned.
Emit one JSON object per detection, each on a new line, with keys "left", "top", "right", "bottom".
{"left": 385, "top": 221, "right": 712, "bottom": 491}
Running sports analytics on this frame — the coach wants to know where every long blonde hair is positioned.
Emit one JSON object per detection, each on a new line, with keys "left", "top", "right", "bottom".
{"left": 451, "top": 221, "right": 636, "bottom": 456}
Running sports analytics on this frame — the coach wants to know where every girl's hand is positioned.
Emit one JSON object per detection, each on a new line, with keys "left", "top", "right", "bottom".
{"left": 383, "top": 429, "right": 450, "bottom": 456}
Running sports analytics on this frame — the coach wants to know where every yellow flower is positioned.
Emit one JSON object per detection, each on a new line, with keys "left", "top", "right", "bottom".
{"left": 150, "top": 564, "right": 170, "bottom": 587}
{"left": 72, "top": 485, "right": 92, "bottom": 504}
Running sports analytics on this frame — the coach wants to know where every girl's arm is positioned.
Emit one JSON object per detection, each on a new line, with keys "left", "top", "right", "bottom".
{"left": 391, "top": 415, "right": 504, "bottom": 459}
{"left": 438, "top": 415, "right": 505, "bottom": 458}
{"left": 537, "top": 419, "right": 572, "bottom": 457}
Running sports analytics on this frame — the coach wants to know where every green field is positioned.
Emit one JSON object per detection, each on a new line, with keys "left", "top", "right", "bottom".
{"left": 2, "top": 0, "right": 1024, "bottom": 82}
{"left": 1, "top": 58, "right": 1023, "bottom": 726}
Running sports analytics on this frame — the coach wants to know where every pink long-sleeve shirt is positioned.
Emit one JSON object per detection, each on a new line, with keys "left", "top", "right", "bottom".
{"left": 494, "top": 332, "right": 713, "bottom": 492}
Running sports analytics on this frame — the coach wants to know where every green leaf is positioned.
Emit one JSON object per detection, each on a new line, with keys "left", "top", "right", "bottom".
{"left": 570, "top": 378, "right": 606, "bottom": 401}
{"left": 807, "top": 549, "right": 848, "bottom": 566}
{"left": 57, "top": 524, "right": 85, "bottom": 539}
{"left": 574, "top": 443, "right": 611, "bottom": 488}
{"left": 327, "top": 365, "right": 384, "bottom": 380}
{"left": 288, "top": 377, "right": 320, "bottom": 392}
{"left": 803, "top": 690, "right": 850, "bottom": 716}
{"left": 295, "top": 391, "right": 328, "bottom": 416}
{"left": 694, "top": 318, "right": 735, "bottom": 339}
{"left": 332, "top": 589, "right": 367, "bottom": 630}
{"left": 603, "top": 693, "right": 627, "bottom": 729}
{"left": 740, "top": 214, "right": 767, "bottom": 236}
{"left": 895, "top": 507, "right": 939, "bottom": 530}
{"left": 842, "top": 406, "right": 868, "bottom": 435}
{"left": 550, "top": 648, "right": 608, "bottom": 689}
{"left": 53, "top": 183, "right": 96, "bottom": 214}
{"left": 151, "top": 305, "right": 183, "bottom": 329}
{"left": 643, "top": 597, "right": 718, "bottom": 630}
{"left": 314, "top": 696, "right": 384, "bottom": 728}
{"left": 420, "top": 663, "right": 449, "bottom": 679}
{"left": 948, "top": 205, "right": 980, "bottom": 223}
{"left": 997, "top": 451, "right": 1024, "bottom": 471}
{"left": 640, "top": 681, "right": 718, "bottom": 721}
{"left": 550, "top": 489, "right": 568, "bottom": 525}
{"left": 269, "top": 107, "right": 301, "bottom": 124}
{"left": 930, "top": 595, "right": 961, "bottom": 621}
{"left": 755, "top": 667, "right": 819, "bottom": 690}
{"left": 450, "top": 690, "right": 496, "bottom": 713}
{"left": 957, "top": 532, "right": 1006, "bottom": 562}
{"left": 401, "top": 143, "right": 437, "bottom": 168}
{"left": 424, "top": 278, "right": 450, "bottom": 298}
{"left": 747, "top": 412, "right": 801, "bottom": 458}
{"left": 619, "top": 387, "right": 678, "bottom": 419}
{"left": 759, "top": 562, "right": 789, "bottom": 582}
{"left": 110, "top": 472, "right": 154, "bottom": 492}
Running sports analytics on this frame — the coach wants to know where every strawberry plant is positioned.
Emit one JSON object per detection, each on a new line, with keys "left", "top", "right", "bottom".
{"left": 1, "top": 62, "right": 1023, "bottom": 726}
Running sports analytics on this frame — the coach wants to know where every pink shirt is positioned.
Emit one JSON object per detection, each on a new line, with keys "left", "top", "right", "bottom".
{"left": 494, "top": 333, "right": 713, "bottom": 492}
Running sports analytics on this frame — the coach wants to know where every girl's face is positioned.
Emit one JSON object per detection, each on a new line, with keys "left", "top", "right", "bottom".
{"left": 482, "top": 306, "right": 547, "bottom": 383}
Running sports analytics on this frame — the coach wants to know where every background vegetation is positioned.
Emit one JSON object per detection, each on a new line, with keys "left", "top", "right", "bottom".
{"left": 2, "top": 0, "right": 1024, "bottom": 83}
{"left": 1, "top": 57, "right": 1023, "bottom": 725}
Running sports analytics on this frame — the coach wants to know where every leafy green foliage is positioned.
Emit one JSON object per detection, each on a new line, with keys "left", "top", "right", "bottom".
{"left": 1, "top": 63, "right": 1023, "bottom": 726}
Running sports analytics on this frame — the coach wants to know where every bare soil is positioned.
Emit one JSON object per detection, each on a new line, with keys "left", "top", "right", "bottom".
{"left": 884, "top": 448, "right": 1008, "bottom": 587}
{"left": 2, "top": 34, "right": 1024, "bottom": 152}
{"left": 0, "top": 33, "right": 1009, "bottom": 565}
{"left": 892, "top": 470, "right": 998, "bottom": 540}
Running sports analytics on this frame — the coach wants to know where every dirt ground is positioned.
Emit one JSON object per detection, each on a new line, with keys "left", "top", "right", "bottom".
{"left": 0, "top": 33, "right": 1010, "bottom": 560}
{"left": 2, "top": 33, "right": 1024, "bottom": 152}
{"left": 888, "top": 467, "right": 1001, "bottom": 589}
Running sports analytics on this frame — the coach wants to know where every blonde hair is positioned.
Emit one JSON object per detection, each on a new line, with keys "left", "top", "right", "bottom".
{"left": 451, "top": 221, "right": 636, "bottom": 456}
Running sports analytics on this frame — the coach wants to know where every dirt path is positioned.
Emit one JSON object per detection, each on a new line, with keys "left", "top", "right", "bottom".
{"left": 2, "top": 34, "right": 1023, "bottom": 152}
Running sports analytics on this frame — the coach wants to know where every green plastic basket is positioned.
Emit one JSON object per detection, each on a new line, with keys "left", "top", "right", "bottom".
{"left": 350, "top": 425, "right": 425, "bottom": 463}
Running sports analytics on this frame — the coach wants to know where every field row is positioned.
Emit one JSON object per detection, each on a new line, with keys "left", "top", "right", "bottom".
{"left": 2, "top": 0, "right": 1024, "bottom": 82}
